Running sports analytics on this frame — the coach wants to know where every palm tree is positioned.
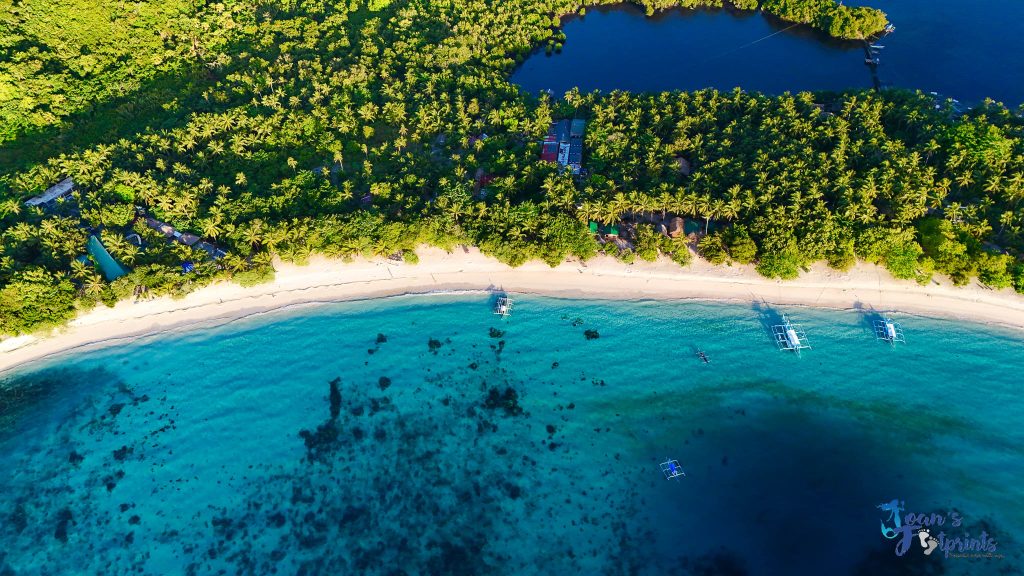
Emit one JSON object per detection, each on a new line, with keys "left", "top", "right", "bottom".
{"left": 707, "top": 198, "right": 726, "bottom": 234}
{"left": 83, "top": 275, "right": 105, "bottom": 298}
{"left": 922, "top": 139, "right": 941, "bottom": 164}
{"left": 984, "top": 175, "right": 1002, "bottom": 194}
{"left": 573, "top": 200, "right": 595, "bottom": 224}
{"left": 224, "top": 254, "right": 248, "bottom": 273}
{"left": 0, "top": 199, "right": 20, "bottom": 219}
{"left": 680, "top": 192, "right": 699, "bottom": 217}
{"left": 955, "top": 171, "right": 973, "bottom": 191}
{"left": 201, "top": 218, "right": 222, "bottom": 239}
{"left": 241, "top": 220, "right": 264, "bottom": 248}
{"left": 720, "top": 199, "right": 740, "bottom": 222}
{"left": 70, "top": 259, "right": 92, "bottom": 281}
{"left": 252, "top": 251, "right": 274, "bottom": 269}
{"left": 609, "top": 192, "right": 629, "bottom": 223}
{"left": 695, "top": 195, "right": 713, "bottom": 234}
{"left": 656, "top": 190, "right": 673, "bottom": 219}
{"left": 997, "top": 210, "right": 1016, "bottom": 238}
{"left": 945, "top": 202, "right": 964, "bottom": 224}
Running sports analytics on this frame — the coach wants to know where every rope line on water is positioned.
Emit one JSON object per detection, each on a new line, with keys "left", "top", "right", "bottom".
{"left": 695, "top": 23, "right": 802, "bottom": 65}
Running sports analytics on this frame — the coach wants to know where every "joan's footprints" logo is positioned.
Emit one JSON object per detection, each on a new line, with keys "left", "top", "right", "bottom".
{"left": 876, "top": 499, "right": 1002, "bottom": 559}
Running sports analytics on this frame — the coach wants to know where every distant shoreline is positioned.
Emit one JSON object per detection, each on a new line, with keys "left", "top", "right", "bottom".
{"left": 3, "top": 246, "right": 1024, "bottom": 375}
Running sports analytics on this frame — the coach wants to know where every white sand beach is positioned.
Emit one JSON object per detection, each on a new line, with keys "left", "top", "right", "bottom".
{"left": 3, "top": 246, "right": 1024, "bottom": 373}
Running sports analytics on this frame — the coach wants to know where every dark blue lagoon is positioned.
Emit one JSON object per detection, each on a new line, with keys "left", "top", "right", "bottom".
{"left": 2, "top": 295, "right": 1022, "bottom": 574}
{"left": 511, "top": 1, "right": 1024, "bottom": 106}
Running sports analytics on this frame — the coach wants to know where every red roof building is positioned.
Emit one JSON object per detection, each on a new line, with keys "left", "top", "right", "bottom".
{"left": 540, "top": 120, "right": 585, "bottom": 173}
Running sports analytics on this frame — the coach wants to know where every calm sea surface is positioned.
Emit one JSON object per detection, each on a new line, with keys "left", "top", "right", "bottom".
{"left": 511, "top": 1, "right": 1024, "bottom": 106}
{"left": 2, "top": 295, "right": 1022, "bottom": 574}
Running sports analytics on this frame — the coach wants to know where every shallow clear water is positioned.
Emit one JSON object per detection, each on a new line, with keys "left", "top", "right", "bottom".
{"left": 1, "top": 295, "right": 1022, "bottom": 574}
{"left": 512, "top": 2, "right": 1024, "bottom": 106}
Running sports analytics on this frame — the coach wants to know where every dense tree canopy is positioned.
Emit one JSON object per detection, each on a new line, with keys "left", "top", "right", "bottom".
{"left": 1, "top": 0, "right": 1022, "bottom": 336}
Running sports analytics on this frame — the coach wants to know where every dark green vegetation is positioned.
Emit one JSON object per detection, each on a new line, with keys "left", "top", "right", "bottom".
{"left": 1, "top": 0, "right": 1022, "bottom": 336}
{"left": 759, "top": 0, "right": 888, "bottom": 40}
{"left": 630, "top": 0, "right": 887, "bottom": 40}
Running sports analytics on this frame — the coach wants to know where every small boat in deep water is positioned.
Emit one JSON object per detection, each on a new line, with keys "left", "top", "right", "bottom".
{"left": 660, "top": 458, "right": 686, "bottom": 480}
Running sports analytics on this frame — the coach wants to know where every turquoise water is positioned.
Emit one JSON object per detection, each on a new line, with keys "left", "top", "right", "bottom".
{"left": 1, "top": 295, "right": 1022, "bottom": 574}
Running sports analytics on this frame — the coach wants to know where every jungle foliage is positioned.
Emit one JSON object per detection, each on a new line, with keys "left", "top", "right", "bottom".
{"left": 2, "top": 0, "right": 1022, "bottom": 336}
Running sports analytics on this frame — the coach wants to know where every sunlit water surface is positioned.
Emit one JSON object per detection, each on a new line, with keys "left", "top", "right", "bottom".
{"left": 1, "top": 295, "right": 1022, "bottom": 574}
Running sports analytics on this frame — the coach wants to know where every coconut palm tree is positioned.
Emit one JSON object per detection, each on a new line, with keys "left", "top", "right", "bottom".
{"left": 695, "top": 195, "right": 713, "bottom": 234}
{"left": 0, "top": 199, "right": 21, "bottom": 219}
{"left": 83, "top": 275, "right": 105, "bottom": 298}
{"left": 70, "top": 259, "right": 92, "bottom": 281}
{"left": 200, "top": 218, "right": 222, "bottom": 239}
{"left": 241, "top": 220, "right": 264, "bottom": 248}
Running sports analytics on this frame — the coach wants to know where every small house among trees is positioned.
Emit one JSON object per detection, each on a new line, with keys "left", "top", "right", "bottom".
{"left": 24, "top": 177, "right": 74, "bottom": 208}
{"left": 145, "top": 217, "right": 176, "bottom": 238}
{"left": 145, "top": 216, "right": 226, "bottom": 259}
{"left": 541, "top": 119, "right": 585, "bottom": 174}
{"left": 474, "top": 169, "right": 496, "bottom": 199}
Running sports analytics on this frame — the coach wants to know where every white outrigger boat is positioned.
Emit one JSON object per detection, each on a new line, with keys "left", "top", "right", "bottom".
{"left": 493, "top": 294, "right": 512, "bottom": 317}
{"left": 874, "top": 316, "right": 906, "bottom": 345}
{"left": 660, "top": 458, "right": 686, "bottom": 480}
{"left": 772, "top": 314, "right": 811, "bottom": 355}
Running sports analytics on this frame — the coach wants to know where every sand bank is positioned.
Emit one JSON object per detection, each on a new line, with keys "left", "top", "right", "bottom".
{"left": 3, "top": 246, "right": 1024, "bottom": 374}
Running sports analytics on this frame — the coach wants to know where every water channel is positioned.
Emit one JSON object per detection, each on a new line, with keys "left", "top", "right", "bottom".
{"left": 511, "top": 1, "right": 1024, "bottom": 106}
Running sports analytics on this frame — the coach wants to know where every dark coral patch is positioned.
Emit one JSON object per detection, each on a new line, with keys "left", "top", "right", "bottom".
{"left": 112, "top": 445, "right": 132, "bottom": 461}
{"left": 483, "top": 387, "right": 524, "bottom": 417}
{"left": 328, "top": 377, "right": 342, "bottom": 419}
{"left": 54, "top": 508, "right": 74, "bottom": 543}
{"left": 298, "top": 423, "right": 341, "bottom": 463}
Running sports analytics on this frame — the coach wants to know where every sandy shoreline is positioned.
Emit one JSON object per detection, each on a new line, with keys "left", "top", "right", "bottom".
{"left": 3, "top": 246, "right": 1024, "bottom": 374}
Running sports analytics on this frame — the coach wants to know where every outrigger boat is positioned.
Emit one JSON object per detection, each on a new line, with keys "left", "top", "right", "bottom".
{"left": 874, "top": 316, "right": 906, "bottom": 345}
{"left": 660, "top": 458, "right": 686, "bottom": 480}
{"left": 772, "top": 314, "right": 811, "bottom": 355}
{"left": 493, "top": 294, "right": 512, "bottom": 317}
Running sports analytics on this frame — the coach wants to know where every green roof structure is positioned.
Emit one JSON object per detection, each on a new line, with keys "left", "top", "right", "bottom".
{"left": 87, "top": 235, "right": 130, "bottom": 281}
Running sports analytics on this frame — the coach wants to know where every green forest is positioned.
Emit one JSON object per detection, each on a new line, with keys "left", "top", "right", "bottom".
{"left": 1, "top": 0, "right": 1022, "bottom": 336}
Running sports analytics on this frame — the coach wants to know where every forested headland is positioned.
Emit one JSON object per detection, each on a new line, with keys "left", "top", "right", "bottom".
{"left": 2, "top": 0, "right": 1022, "bottom": 336}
